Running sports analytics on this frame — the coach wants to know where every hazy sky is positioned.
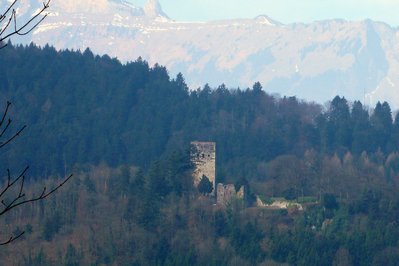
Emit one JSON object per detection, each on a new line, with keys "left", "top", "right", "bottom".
{"left": 129, "top": 0, "right": 399, "bottom": 26}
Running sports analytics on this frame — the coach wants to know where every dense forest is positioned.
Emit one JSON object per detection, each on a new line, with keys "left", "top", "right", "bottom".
{"left": 2, "top": 44, "right": 399, "bottom": 179}
{"left": 2, "top": 43, "right": 399, "bottom": 265}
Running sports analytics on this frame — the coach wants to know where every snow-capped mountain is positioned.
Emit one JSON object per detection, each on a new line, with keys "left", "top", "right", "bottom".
{"left": 6, "top": 0, "right": 399, "bottom": 109}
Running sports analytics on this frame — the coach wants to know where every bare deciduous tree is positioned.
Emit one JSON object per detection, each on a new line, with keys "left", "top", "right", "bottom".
{"left": 0, "top": 1, "right": 73, "bottom": 245}
{"left": 0, "top": 0, "right": 51, "bottom": 48}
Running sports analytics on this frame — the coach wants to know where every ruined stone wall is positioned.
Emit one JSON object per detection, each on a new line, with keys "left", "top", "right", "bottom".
{"left": 191, "top": 141, "right": 216, "bottom": 195}
{"left": 217, "top": 183, "right": 245, "bottom": 206}
{"left": 216, "top": 184, "right": 236, "bottom": 206}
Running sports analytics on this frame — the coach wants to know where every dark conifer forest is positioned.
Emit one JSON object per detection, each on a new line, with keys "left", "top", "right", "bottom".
{"left": 2, "top": 44, "right": 399, "bottom": 265}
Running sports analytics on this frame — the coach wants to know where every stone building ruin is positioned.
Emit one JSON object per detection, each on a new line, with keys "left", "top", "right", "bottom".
{"left": 190, "top": 141, "right": 304, "bottom": 209}
{"left": 190, "top": 141, "right": 216, "bottom": 196}
{"left": 217, "top": 183, "right": 245, "bottom": 206}
{"left": 190, "top": 141, "right": 246, "bottom": 205}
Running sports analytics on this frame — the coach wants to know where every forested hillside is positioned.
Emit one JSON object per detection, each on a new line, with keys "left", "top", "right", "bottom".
{"left": 1, "top": 43, "right": 399, "bottom": 180}
{"left": 2, "top": 44, "right": 399, "bottom": 265}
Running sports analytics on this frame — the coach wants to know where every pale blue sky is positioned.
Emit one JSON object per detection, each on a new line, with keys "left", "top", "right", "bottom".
{"left": 129, "top": 0, "right": 399, "bottom": 26}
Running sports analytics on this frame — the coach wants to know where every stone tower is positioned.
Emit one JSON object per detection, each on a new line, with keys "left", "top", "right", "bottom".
{"left": 190, "top": 141, "right": 216, "bottom": 195}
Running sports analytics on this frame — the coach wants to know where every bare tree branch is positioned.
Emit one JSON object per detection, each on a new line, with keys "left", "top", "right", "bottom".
{"left": 0, "top": 101, "right": 27, "bottom": 149}
{"left": 0, "top": 0, "right": 51, "bottom": 48}
{"left": 0, "top": 171, "right": 74, "bottom": 216}
{"left": 0, "top": 231, "right": 24, "bottom": 246}
{"left": 0, "top": 101, "right": 11, "bottom": 128}
{"left": 0, "top": 125, "right": 26, "bottom": 149}
{"left": 0, "top": 0, "right": 73, "bottom": 246}
{"left": 0, "top": 167, "right": 29, "bottom": 200}
{"left": 0, "top": 166, "right": 73, "bottom": 245}
{"left": 0, "top": 100, "right": 73, "bottom": 245}
{"left": 0, "top": 0, "right": 17, "bottom": 24}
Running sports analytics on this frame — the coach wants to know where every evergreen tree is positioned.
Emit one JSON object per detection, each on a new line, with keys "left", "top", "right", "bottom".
{"left": 328, "top": 96, "right": 352, "bottom": 149}
{"left": 146, "top": 161, "right": 170, "bottom": 198}
{"left": 64, "top": 244, "right": 81, "bottom": 266}
{"left": 198, "top": 175, "right": 213, "bottom": 195}
{"left": 351, "top": 101, "right": 370, "bottom": 154}
{"left": 371, "top": 101, "right": 392, "bottom": 151}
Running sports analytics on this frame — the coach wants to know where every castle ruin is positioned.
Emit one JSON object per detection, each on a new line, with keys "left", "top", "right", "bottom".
{"left": 191, "top": 141, "right": 246, "bottom": 205}
{"left": 190, "top": 141, "right": 216, "bottom": 196}
{"left": 217, "top": 183, "right": 245, "bottom": 206}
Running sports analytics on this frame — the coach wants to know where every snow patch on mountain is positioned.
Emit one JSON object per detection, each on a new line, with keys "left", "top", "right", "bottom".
{"left": 143, "top": 0, "right": 168, "bottom": 19}
{"left": 254, "top": 15, "right": 281, "bottom": 26}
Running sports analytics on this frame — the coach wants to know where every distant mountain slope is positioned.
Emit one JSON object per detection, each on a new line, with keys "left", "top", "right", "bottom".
{"left": 7, "top": 0, "right": 399, "bottom": 108}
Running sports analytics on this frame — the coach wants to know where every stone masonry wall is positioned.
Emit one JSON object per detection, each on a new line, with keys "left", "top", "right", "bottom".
{"left": 217, "top": 183, "right": 245, "bottom": 206}
{"left": 217, "top": 184, "right": 236, "bottom": 206}
{"left": 191, "top": 141, "right": 216, "bottom": 195}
